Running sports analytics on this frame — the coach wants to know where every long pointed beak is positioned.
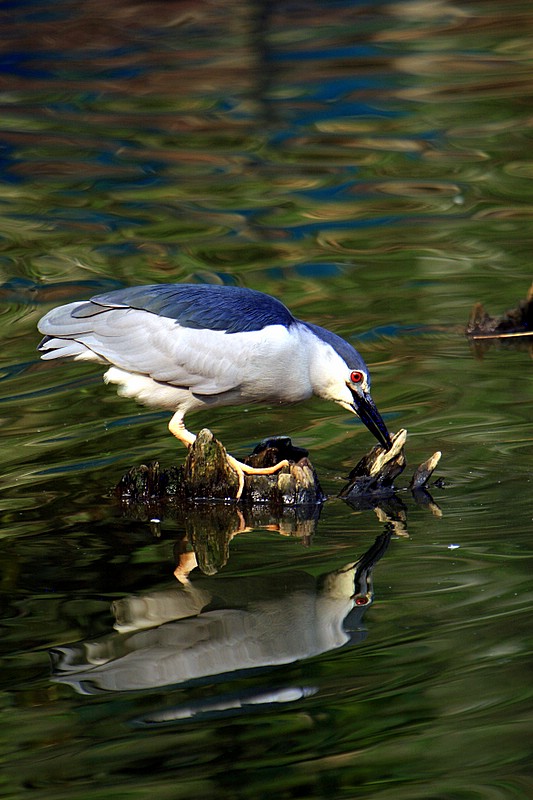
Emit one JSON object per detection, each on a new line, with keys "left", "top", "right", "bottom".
{"left": 350, "top": 389, "right": 392, "bottom": 450}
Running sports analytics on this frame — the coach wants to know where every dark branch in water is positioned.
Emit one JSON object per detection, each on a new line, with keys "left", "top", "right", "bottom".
{"left": 339, "top": 429, "right": 442, "bottom": 528}
{"left": 466, "top": 282, "right": 533, "bottom": 340}
{"left": 116, "top": 428, "right": 441, "bottom": 508}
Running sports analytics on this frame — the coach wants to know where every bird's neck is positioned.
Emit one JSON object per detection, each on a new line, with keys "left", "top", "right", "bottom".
{"left": 300, "top": 326, "right": 351, "bottom": 405}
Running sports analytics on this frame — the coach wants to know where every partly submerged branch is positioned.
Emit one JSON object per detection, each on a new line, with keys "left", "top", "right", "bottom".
{"left": 466, "top": 282, "right": 533, "bottom": 350}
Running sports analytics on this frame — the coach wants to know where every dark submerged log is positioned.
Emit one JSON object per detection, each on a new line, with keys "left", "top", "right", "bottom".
{"left": 466, "top": 282, "right": 533, "bottom": 340}
{"left": 409, "top": 451, "right": 443, "bottom": 491}
{"left": 243, "top": 435, "right": 325, "bottom": 506}
{"left": 339, "top": 429, "right": 407, "bottom": 499}
{"left": 116, "top": 428, "right": 325, "bottom": 507}
{"left": 117, "top": 427, "right": 441, "bottom": 511}
{"left": 339, "top": 429, "right": 442, "bottom": 522}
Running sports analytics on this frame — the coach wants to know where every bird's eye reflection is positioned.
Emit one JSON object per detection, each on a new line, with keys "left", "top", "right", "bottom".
{"left": 354, "top": 596, "right": 370, "bottom": 605}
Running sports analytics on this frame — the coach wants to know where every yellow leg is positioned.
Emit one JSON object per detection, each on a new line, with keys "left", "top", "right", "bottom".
{"left": 168, "top": 412, "right": 196, "bottom": 447}
{"left": 226, "top": 454, "right": 290, "bottom": 500}
{"left": 168, "top": 412, "right": 290, "bottom": 500}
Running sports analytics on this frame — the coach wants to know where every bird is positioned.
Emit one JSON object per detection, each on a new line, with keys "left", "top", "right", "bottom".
{"left": 37, "top": 282, "right": 391, "bottom": 497}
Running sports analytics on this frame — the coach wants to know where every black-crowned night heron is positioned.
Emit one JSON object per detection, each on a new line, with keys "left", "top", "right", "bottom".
{"left": 37, "top": 283, "right": 391, "bottom": 496}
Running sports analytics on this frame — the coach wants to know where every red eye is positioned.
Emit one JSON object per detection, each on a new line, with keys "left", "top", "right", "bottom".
{"left": 355, "top": 596, "right": 369, "bottom": 605}
{"left": 350, "top": 370, "right": 364, "bottom": 384}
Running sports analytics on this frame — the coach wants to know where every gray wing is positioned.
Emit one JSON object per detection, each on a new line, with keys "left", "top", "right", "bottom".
{"left": 37, "top": 297, "right": 295, "bottom": 397}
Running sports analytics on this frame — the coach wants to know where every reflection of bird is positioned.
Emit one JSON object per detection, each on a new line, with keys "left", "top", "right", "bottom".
{"left": 50, "top": 532, "right": 391, "bottom": 698}
{"left": 38, "top": 283, "right": 391, "bottom": 494}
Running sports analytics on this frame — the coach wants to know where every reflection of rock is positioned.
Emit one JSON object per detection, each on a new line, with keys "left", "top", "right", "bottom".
{"left": 184, "top": 501, "right": 321, "bottom": 575}
{"left": 183, "top": 500, "right": 321, "bottom": 576}
{"left": 50, "top": 533, "right": 390, "bottom": 699}
{"left": 117, "top": 443, "right": 324, "bottom": 575}
{"left": 181, "top": 504, "right": 236, "bottom": 576}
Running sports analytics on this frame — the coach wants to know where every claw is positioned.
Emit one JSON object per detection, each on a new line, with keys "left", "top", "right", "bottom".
{"left": 226, "top": 454, "right": 290, "bottom": 500}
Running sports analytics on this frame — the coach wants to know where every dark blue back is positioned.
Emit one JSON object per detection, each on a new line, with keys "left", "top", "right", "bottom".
{"left": 78, "top": 283, "right": 296, "bottom": 333}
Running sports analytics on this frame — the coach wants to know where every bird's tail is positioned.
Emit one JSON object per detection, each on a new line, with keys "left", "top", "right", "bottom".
{"left": 37, "top": 301, "right": 107, "bottom": 363}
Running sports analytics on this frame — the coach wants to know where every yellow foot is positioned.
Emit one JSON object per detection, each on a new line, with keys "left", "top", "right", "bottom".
{"left": 226, "top": 454, "right": 290, "bottom": 500}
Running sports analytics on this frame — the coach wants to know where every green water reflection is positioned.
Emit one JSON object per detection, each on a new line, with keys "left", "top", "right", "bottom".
{"left": 1, "top": 0, "right": 532, "bottom": 798}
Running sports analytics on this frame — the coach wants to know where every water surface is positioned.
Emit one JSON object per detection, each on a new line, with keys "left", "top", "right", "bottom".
{"left": 0, "top": 1, "right": 532, "bottom": 798}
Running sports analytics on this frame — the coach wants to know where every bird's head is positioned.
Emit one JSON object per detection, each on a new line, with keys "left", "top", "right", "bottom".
{"left": 302, "top": 322, "right": 392, "bottom": 450}
{"left": 337, "top": 367, "right": 391, "bottom": 451}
